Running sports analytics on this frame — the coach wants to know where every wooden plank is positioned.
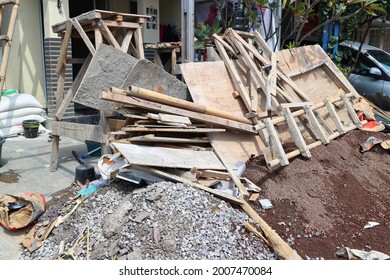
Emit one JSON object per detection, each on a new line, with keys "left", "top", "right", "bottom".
{"left": 55, "top": 54, "right": 92, "bottom": 120}
{"left": 269, "top": 52, "right": 277, "bottom": 99}
{"left": 71, "top": 18, "right": 96, "bottom": 55}
{"left": 52, "top": 9, "right": 149, "bottom": 33}
{"left": 180, "top": 61, "right": 265, "bottom": 192}
{"left": 55, "top": 21, "right": 73, "bottom": 76}
{"left": 241, "top": 202, "right": 302, "bottom": 259}
{"left": 50, "top": 135, "right": 60, "bottom": 172}
{"left": 134, "top": 28, "right": 144, "bottom": 59}
{"left": 117, "top": 86, "right": 252, "bottom": 124}
{"left": 264, "top": 118, "right": 289, "bottom": 167}
{"left": 199, "top": 170, "right": 231, "bottom": 180}
{"left": 253, "top": 30, "right": 272, "bottom": 59}
{"left": 303, "top": 106, "right": 329, "bottom": 144}
{"left": 213, "top": 40, "right": 252, "bottom": 113}
{"left": 158, "top": 113, "right": 192, "bottom": 125}
{"left": 113, "top": 142, "right": 225, "bottom": 170}
{"left": 325, "top": 99, "right": 345, "bottom": 133}
{"left": 94, "top": 27, "right": 103, "bottom": 47}
{"left": 282, "top": 108, "right": 311, "bottom": 158}
{"left": 97, "top": 19, "right": 120, "bottom": 49}
{"left": 101, "top": 90, "right": 256, "bottom": 133}
{"left": 342, "top": 94, "right": 362, "bottom": 127}
{"left": 51, "top": 121, "right": 103, "bottom": 143}
{"left": 129, "top": 135, "right": 209, "bottom": 144}
{"left": 121, "top": 29, "right": 134, "bottom": 52}
{"left": 122, "top": 127, "right": 226, "bottom": 133}
{"left": 131, "top": 165, "right": 243, "bottom": 205}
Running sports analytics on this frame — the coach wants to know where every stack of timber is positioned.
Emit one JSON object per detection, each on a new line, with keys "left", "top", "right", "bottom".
{"left": 101, "top": 85, "right": 302, "bottom": 260}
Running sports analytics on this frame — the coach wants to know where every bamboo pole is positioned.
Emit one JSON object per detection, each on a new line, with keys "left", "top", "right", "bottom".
{"left": 111, "top": 86, "right": 253, "bottom": 125}
{"left": 0, "top": 0, "right": 19, "bottom": 99}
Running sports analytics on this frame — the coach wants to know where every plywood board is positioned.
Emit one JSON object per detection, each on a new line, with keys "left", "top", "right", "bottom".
{"left": 113, "top": 142, "right": 225, "bottom": 170}
{"left": 181, "top": 61, "right": 265, "bottom": 169}
{"left": 276, "top": 45, "right": 359, "bottom": 98}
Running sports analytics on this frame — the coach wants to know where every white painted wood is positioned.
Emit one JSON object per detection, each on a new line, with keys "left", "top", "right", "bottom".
{"left": 113, "top": 143, "right": 225, "bottom": 170}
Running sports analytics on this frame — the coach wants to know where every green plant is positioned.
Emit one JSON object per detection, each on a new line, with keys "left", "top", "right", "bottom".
{"left": 194, "top": 19, "right": 223, "bottom": 50}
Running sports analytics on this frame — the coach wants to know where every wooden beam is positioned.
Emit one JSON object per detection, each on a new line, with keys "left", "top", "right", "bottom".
{"left": 134, "top": 28, "right": 144, "bottom": 59}
{"left": 55, "top": 54, "right": 92, "bottom": 120}
{"left": 101, "top": 90, "right": 256, "bottom": 133}
{"left": 129, "top": 135, "right": 209, "bottom": 144}
{"left": 118, "top": 86, "right": 252, "bottom": 125}
{"left": 122, "top": 127, "right": 225, "bottom": 133}
{"left": 72, "top": 18, "right": 96, "bottom": 55}
{"left": 97, "top": 19, "right": 121, "bottom": 49}
{"left": 55, "top": 21, "right": 73, "bottom": 76}
{"left": 51, "top": 121, "right": 103, "bottom": 143}
{"left": 241, "top": 202, "right": 302, "bottom": 259}
{"left": 121, "top": 29, "right": 134, "bottom": 52}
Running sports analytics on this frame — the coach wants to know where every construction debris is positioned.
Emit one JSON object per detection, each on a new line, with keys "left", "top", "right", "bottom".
{"left": 35, "top": 15, "right": 388, "bottom": 260}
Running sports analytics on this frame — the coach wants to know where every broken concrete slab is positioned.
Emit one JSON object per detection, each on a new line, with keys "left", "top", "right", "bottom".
{"left": 73, "top": 44, "right": 138, "bottom": 111}
{"left": 123, "top": 59, "right": 190, "bottom": 101}
{"left": 73, "top": 44, "right": 190, "bottom": 112}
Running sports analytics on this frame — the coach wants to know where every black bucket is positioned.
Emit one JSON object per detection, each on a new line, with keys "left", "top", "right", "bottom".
{"left": 22, "top": 120, "right": 39, "bottom": 138}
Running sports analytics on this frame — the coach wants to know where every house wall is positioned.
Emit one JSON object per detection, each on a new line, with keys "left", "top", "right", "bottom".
{"left": 43, "top": 0, "right": 70, "bottom": 38}
{"left": 138, "top": 0, "right": 159, "bottom": 43}
{"left": 4, "top": 0, "right": 46, "bottom": 106}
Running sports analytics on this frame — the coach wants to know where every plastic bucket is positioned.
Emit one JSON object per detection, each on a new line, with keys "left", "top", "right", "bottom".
{"left": 22, "top": 120, "right": 39, "bottom": 138}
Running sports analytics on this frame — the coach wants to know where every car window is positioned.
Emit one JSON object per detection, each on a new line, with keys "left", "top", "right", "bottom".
{"left": 351, "top": 53, "right": 379, "bottom": 76}
{"left": 366, "top": 49, "right": 390, "bottom": 72}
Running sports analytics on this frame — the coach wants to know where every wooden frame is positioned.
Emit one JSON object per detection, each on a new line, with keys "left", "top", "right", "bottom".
{"left": 50, "top": 9, "right": 148, "bottom": 171}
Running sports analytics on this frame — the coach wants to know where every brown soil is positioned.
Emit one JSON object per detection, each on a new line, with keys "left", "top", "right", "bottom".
{"left": 244, "top": 129, "right": 390, "bottom": 259}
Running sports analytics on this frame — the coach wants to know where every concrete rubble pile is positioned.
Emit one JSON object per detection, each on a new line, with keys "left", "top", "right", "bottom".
{"left": 21, "top": 182, "right": 276, "bottom": 260}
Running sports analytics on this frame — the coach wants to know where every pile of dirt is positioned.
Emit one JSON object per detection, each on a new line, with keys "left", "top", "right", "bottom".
{"left": 244, "top": 129, "right": 390, "bottom": 259}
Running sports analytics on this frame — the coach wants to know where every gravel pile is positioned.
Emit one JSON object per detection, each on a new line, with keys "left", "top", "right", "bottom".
{"left": 21, "top": 181, "right": 277, "bottom": 260}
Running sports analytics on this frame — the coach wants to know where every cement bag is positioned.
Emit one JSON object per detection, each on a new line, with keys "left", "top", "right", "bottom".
{"left": 0, "top": 107, "right": 44, "bottom": 120}
{"left": 0, "top": 93, "right": 42, "bottom": 113}
{"left": 0, "top": 115, "right": 46, "bottom": 129}
{"left": 0, "top": 193, "right": 46, "bottom": 230}
{"left": 0, "top": 125, "right": 24, "bottom": 137}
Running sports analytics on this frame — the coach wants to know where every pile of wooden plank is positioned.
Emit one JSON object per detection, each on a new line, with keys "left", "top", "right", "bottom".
{"left": 211, "top": 28, "right": 365, "bottom": 168}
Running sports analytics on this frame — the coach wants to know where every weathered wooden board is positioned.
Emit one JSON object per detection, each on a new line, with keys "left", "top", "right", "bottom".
{"left": 113, "top": 142, "right": 225, "bottom": 170}
{"left": 51, "top": 121, "right": 103, "bottom": 143}
{"left": 181, "top": 61, "right": 265, "bottom": 170}
{"left": 276, "top": 45, "right": 359, "bottom": 99}
{"left": 73, "top": 44, "right": 138, "bottom": 111}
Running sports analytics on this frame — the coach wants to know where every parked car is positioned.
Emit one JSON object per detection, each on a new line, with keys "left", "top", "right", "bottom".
{"left": 339, "top": 41, "right": 390, "bottom": 111}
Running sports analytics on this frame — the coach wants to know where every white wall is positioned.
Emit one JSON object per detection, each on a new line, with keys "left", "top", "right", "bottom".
{"left": 43, "top": 0, "right": 70, "bottom": 38}
{"left": 138, "top": 0, "right": 159, "bottom": 43}
{"left": 5, "top": 0, "right": 45, "bottom": 105}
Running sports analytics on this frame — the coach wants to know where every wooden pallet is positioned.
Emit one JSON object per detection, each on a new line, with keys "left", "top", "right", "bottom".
{"left": 0, "top": 0, "right": 20, "bottom": 99}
